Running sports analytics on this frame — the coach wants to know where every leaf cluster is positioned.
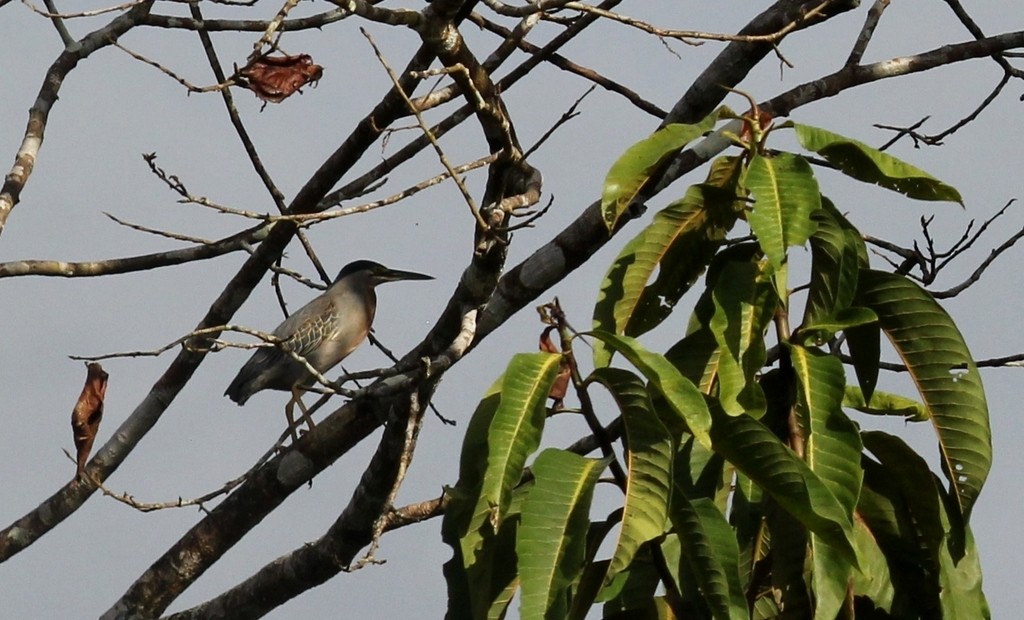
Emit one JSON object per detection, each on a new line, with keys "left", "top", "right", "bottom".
{"left": 442, "top": 116, "right": 991, "bottom": 619}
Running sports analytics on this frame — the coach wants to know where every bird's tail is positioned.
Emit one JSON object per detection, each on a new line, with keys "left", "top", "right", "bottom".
{"left": 224, "top": 374, "right": 252, "bottom": 405}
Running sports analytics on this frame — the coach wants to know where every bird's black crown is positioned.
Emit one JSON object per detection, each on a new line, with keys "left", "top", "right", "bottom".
{"left": 333, "top": 260, "right": 387, "bottom": 283}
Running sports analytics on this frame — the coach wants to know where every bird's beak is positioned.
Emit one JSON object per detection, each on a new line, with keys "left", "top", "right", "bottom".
{"left": 378, "top": 267, "right": 434, "bottom": 283}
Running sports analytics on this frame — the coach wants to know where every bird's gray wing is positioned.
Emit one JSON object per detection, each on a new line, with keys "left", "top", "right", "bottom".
{"left": 274, "top": 297, "right": 340, "bottom": 360}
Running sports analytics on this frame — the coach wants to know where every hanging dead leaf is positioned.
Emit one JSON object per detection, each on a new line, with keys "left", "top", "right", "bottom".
{"left": 238, "top": 53, "right": 323, "bottom": 104}
{"left": 72, "top": 363, "right": 108, "bottom": 477}
{"left": 539, "top": 326, "right": 571, "bottom": 408}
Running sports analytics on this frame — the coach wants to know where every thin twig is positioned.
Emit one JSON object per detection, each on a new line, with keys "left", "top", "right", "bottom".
{"left": 23, "top": 0, "right": 144, "bottom": 19}
{"left": 69, "top": 429, "right": 289, "bottom": 513}
{"left": 103, "top": 212, "right": 214, "bottom": 245}
{"left": 933, "top": 202, "right": 1024, "bottom": 298}
{"left": 114, "top": 41, "right": 235, "bottom": 93}
{"left": 564, "top": 0, "right": 837, "bottom": 45}
{"left": 362, "top": 29, "right": 489, "bottom": 232}
{"left": 523, "top": 85, "right": 595, "bottom": 160}
{"left": 69, "top": 324, "right": 356, "bottom": 398}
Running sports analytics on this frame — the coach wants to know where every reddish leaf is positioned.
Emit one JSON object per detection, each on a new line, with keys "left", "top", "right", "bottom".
{"left": 739, "top": 107, "right": 774, "bottom": 143}
{"left": 539, "top": 327, "right": 571, "bottom": 407}
{"left": 239, "top": 53, "right": 323, "bottom": 104}
{"left": 72, "top": 363, "right": 108, "bottom": 477}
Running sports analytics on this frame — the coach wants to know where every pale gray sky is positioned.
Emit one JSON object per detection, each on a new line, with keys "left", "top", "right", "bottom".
{"left": 1, "top": 1, "right": 1021, "bottom": 617}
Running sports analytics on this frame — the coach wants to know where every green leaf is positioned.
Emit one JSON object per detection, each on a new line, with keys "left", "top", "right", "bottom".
{"left": 849, "top": 515, "right": 895, "bottom": 614}
{"left": 858, "top": 433, "right": 988, "bottom": 618}
{"left": 730, "top": 472, "right": 766, "bottom": 587}
{"left": 443, "top": 378, "right": 505, "bottom": 620}
{"left": 671, "top": 498, "right": 749, "bottom": 620}
{"left": 744, "top": 151, "right": 821, "bottom": 269}
{"left": 675, "top": 435, "right": 728, "bottom": 503}
{"left": 793, "top": 306, "right": 877, "bottom": 346}
{"left": 570, "top": 514, "right": 623, "bottom": 619}
{"left": 793, "top": 123, "right": 963, "bottom": 204}
{"left": 587, "top": 331, "right": 712, "bottom": 449}
{"left": 708, "top": 404, "right": 857, "bottom": 565}
{"left": 789, "top": 346, "right": 862, "bottom": 619}
{"left": 862, "top": 432, "right": 946, "bottom": 565}
{"left": 569, "top": 558, "right": 610, "bottom": 620}
{"left": 709, "top": 260, "right": 778, "bottom": 416}
{"left": 752, "top": 595, "right": 780, "bottom": 620}
{"left": 856, "top": 270, "right": 991, "bottom": 519}
{"left": 790, "top": 346, "right": 863, "bottom": 516}
{"left": 845, "top": 320, "right": 881, "bottom": 403}
{"left": 596, "top": 559, "right": 659, "bottom": 609}
{"left": 442, "top": 353, "right": 561, "bottom": 619}
{"left": 937, "top": 499, "right": 990, "bottom": 619}
{"left": 857, "top": 455, "right": 942, "bottom": 618}
{"left": 663, "top": 243, "right": 765, "bottom": 395}
{"left": 601, "top": 116, "right": 718, "bottom": 231}
{"left": 766, "top": 505, "right": 812, "bottom": 614}
{"left": 481, "top": 352, "right": 563, "bottom": 529}
{"left": 803, "top": 198, "right": 867, "bottom": 325}
{"left": 589, "top": 368, "right": 673, "bottom": 585}
{"left": 843, "top": 386, "right": 928, "bottom": 421}
{"left": 518, "top": 449, "right": 607, "bottom": 620}
{"left": 664, "top": 327, "right": 721, "bottom": 394}
{"left": 809, "top": 534, "right": 854, "bottom": 619}
{"left": 593, "top": 182, "right": 738, "bottom": 367}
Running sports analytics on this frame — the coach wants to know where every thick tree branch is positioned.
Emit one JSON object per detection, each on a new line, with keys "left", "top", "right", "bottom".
{"left": 162, "top": 391, "right": 428, "bottom": 619}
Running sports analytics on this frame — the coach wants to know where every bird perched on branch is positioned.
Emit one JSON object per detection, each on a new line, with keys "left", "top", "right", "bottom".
{"left": 225, "top": 260, "right": 433, "bottom": 440}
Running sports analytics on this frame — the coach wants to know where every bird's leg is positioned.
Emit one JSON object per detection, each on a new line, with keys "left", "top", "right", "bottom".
{"left": 283, "top": 396, "right": 301, "bottom": 444}
{"left": 290, "top": 386, "right": 317, "bottom": 436}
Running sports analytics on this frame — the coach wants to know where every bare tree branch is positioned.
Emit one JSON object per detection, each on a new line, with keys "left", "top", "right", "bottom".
{"left": 0, "top": 1, "right": 155, "bottom": 236}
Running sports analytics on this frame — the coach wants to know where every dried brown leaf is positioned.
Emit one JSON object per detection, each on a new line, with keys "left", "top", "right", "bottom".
{"left": 72, "top": 362, "right": 108, "bottom": 477}
{"left": 239, "top": 53, "right": 324, "bottom": 104}
{"left": 539, "top": 327, "right": 571, "bottom": 407}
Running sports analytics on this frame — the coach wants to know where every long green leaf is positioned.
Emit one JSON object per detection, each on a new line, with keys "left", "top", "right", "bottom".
{"left": 593, "top": 182, "right": 738, "bottom": 367}
{"left": 672, "top": 498, "right": 749, "bottom": 620}
{"left": 849, "top": 514, "right": 895, "bottom": 614}
{"left": 790, "top": 346, "right": 863, "bottom": 516}
{"left": 442, "top": 353, "right": 561, "bottom": 619}
{"left": 443, "top": 377, "right": 505, "bottom": 620}
{"left": 857, "top": 270, "right": 991, "bottom": 518}
{"left": 744, "top": 151, "right": 821, "bottom": 269}
{"left": 596, "top": 560, "right": 659, "bottom": 614}
{"left": 665, "top": 327, "right": 720, "bottom": 394}
{"left": 862, "top": 432, "right": 946, "bottom": 564}
{"left": 709, "top": 260, "right": 778, "bottom": 416}
{"left": 708, "top": 405, "right": 857, "bottom": 564}
{"left": 793, "top": 306, "right": 877, "bottom": 347}
{"left": 587, "top": 331, "right": 712, "bottom": 449}
{"left": 858, "top": 433, "right": 989, "bottom": 618}
{"left": 937, "top": 495, "right": 990, "bottom": 620}
{"left": 481, "top": 352, "right": 562, "bottom": 528}
{"left": 663, "top": 243, "right": 765, "bottom": 395}
{"left": 793, "top": 123, "right": 963, "bottom": 204}
{"left": 518, "top": 449, "right": 607, "bottom": 620}
{"left": 789, "top": 346, "right": 863, "bottom": 619}
{"left": 843, "top": 385, "right": 928, "bottom": 421}
{"left": 589, "top": 368, "right": 673, "bottom": 586}
{"left": 601, "top": 116, "right": 718, "bottom": 231}
{"left": 858, "top": 455, "right": 941, "bottom": 618}
{"left": 803, "top": 197, "right": 866, "bottom": 325}
{"left": 846, "top": 320, "right": 881, "bottom": 403}
{"left": 485, "top": 487, "right": 528, "bottom": 620}
{"left": 731, "top": 472, "right": 766, "bottom": 587}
